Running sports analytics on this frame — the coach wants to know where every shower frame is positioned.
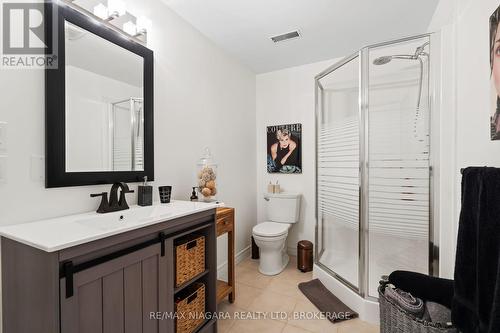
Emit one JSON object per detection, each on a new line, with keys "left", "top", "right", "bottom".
{"left": 110, "top": 97, "right": 144, "bottom": 171}
{"left": 314, "top": 33, "right": 438, "bottom": 301}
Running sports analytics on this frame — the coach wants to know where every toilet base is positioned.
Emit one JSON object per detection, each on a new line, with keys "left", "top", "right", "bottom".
{"left": 258, "top": 251, "right": 289, "bottom": 276}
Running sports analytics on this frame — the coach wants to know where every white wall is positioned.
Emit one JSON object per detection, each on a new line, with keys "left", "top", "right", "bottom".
{"left": 427, "top": 0, "right": 500, "bottom": 278}
{"left": 0, "top": 0, "right": 256, "bottom": 292}
{"left": 256, "top": 59, "right": 338, "bottom": 254}
{"left": 454, "top": 0, "right": 500, "bottom": 198}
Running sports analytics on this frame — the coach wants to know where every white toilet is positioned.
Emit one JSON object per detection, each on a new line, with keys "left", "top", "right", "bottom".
{"left": 252, "top": 193, "right": 301, "bottom": 275}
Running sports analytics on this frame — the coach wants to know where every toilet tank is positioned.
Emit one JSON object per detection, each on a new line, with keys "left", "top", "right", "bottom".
{"left": 264, "top": 193, "right": 301, "bottom": 223}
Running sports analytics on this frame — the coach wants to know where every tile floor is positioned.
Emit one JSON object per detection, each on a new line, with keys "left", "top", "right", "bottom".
{"left": 217, "top": 256, "right": 380, "bottom": 333}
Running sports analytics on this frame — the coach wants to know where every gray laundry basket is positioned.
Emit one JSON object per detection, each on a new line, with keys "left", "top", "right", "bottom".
{"left": 378, "top": 280, "right": 457, "bottom": 333}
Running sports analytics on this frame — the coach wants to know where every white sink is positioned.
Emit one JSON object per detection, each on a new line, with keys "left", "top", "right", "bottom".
{"left": 73, "top": 203, "right": 192, "bottom": 231}
{"left": 75, "top": 206, "right": 156, "bottom": 231}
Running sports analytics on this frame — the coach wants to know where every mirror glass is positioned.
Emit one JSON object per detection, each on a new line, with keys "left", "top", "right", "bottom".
{"left": 64, "top": 21, "right": 144, "bottom": 172}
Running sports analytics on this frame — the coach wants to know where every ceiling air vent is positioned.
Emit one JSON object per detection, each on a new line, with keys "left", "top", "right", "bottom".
{"left": 270, "top": 30, "right": 301, "bottom": 43}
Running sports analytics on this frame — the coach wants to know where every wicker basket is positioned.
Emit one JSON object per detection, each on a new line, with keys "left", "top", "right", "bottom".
{"left": 175, "top": 283, "right": 206, "bottom": 333}
{"left": 378, "top": 281, "right": 457, "bottom": 333}
{"left": 175, "top": 235, "right": 205, "bottom": 287}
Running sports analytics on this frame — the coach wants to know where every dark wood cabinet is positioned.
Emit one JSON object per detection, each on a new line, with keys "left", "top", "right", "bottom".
{"left": 2, "top": 209, "right": 217, "bottom": 333}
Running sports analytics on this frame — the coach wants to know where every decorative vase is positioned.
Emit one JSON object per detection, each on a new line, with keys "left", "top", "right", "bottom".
{"left": 197, "top": 148, "right": 218, "bottom": 202}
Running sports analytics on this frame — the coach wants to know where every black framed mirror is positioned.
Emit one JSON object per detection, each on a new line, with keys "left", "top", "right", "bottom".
{"left": 45, "top": 2, "right": 154, "bottom": 188}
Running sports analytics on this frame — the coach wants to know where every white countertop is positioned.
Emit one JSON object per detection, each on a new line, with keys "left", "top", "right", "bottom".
{"left": 0, "top": 200, "right": 219, "bottom": 252}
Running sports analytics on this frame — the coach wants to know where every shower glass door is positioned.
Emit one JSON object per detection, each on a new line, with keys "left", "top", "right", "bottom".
{"left": 366, "top": 36, "right": 430, "bottom": 297}
{"left": 316, "top": 54, "right": 360, "bottom": 290}
{"left": 315, "top": 34, "right": 433, "bottom": 299}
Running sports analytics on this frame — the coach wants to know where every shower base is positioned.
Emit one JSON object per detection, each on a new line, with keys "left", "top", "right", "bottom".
{"left": 313, "top": 264, "right": 379, "bottom": 324}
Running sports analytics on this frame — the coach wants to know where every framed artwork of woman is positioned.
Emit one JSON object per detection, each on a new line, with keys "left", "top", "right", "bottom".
{"left": 267, "top": 123, "right": 302, "bottom": 173}
{"left": 490, "top": 5, "right": 500, "bottom": 139}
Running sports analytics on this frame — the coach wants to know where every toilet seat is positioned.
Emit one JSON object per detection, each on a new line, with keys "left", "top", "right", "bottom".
{"left": 252, "top": 222, "right": 290, "bottom": 237}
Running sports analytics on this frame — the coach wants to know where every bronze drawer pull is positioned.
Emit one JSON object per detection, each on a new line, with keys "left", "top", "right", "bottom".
{"left": 186, "top": 240, "right": 197, "bottom": 250}
{"left": 187, "top": 292, "right": 198, "bottom": 304}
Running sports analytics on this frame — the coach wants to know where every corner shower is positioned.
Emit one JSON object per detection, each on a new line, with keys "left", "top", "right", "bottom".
{"left": 315, "top": 35, "right": 436, "bottom": 308}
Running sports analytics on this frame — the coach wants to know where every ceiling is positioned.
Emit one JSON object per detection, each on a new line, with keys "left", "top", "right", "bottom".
{"left": 163, "top": 0, "right": 439, "bottom": 73}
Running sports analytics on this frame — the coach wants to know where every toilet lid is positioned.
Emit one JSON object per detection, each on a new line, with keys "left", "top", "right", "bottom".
{"left": 253, "top": 222, "right": 289, "bottom": 237}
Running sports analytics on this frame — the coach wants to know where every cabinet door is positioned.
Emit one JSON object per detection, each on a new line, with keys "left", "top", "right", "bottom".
{"left": 60, "top": 244, "right": 168, "bottom": 333}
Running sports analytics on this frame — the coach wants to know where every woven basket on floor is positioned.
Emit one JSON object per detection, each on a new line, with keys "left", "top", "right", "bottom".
{"left": 378, "top": 281, "right": 457, "bottom": 333}
{"left": 175, "top": 235, "right": 205, "bottom": 287}
{"left": 175, "top": 283, "right": 205, "bottom": 333}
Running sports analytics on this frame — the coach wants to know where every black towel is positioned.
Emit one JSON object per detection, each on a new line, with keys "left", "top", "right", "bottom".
{"left": 452, "top": 167, "right": 500, "bottom": 333}
{"left": 388, "top": 270, "right": 454, "bottom": 308}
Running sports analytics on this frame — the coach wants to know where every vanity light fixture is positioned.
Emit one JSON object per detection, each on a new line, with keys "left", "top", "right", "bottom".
{"left": 107, "top": 0, "right": 126, "bottom": 19}
{"left": 66, "top": 0, "right": 151, "bottom": 44}
{"left": 136, "top": 16, "right": 152, "bottom": 36}
{"left": 123, "top": 21, "right": 137, "bottom": 36}
{"left": 93, "top": 3, "right": 108, "bottom": 20}
{"left": 93, "top": 0, "right": 126, "bottom": 21}
{"left": 123, "top": 17, "right": 153, "bottom": 37}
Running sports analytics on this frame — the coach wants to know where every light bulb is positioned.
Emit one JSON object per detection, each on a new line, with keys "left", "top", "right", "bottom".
{"left": 136, "top": 16, "right": 152, "bottom": 34}
{"left": 123, "top": 21, "right": 137, "bottom": 35}
{"left": 93, "top": 3, "right": 108, "bottom": 20}
{"left": 108, "top": 0, "right": 126, "bottom": 17}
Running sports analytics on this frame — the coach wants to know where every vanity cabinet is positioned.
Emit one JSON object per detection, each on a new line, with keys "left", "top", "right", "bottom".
{"left": 1, "top": 209, "right": 217, "bottom": 333}
{"left": 60, "top": 244, "right": 167, "bottom": 333}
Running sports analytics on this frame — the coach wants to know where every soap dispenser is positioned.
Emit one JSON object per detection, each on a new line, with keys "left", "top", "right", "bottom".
{"left": 138, "top": 176, "right": 153, "bottom": 206}
{"left": 190, "top": 187, "right": 199, "bottom": 201}
{"left": 268, "top": 181, "right": 274, "bottom": 194}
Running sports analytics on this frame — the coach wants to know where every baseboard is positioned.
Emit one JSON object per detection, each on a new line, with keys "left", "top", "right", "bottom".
{"left": 217, "top": 245, "right": 251, "bottom": 280}
{"left": 234, "top": 245, "right": 251, "bottom": 265}
{"left": 287, "top": 246, "right": 297, "bottom": 257}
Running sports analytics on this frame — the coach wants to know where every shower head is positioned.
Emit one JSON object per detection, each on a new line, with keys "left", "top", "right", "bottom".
{"left": 414, "top": 41, "right": 430, "bottom": 57}
{"left": 374, "top": 42, "right": 429, "bottom": 66}
{"left": 373, "top": 56, "right": 393, "bottom": 65}
{"left": 373, "top": 54, "right": 417, "bottom": 65}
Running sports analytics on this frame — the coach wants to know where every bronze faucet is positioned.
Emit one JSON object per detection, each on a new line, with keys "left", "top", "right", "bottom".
{"left": 91, "top": 183, "right": 135, "bottom": 213}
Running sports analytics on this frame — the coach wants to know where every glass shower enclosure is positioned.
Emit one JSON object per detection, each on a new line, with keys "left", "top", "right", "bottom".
{"left": 315, "top": 34, "right": 435, "bottom": 299}
{"left": 111, "top": 97, "right": 144, "bottom": 171}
